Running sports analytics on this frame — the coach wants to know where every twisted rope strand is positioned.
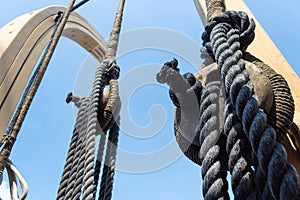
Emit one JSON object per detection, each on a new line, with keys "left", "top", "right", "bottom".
{"left": 81, "top": 59, "right": 115, "bottom": 200}
{"left": 94, "top": 133, "right": 107, "bottom": 192}
{"left": 102, "top": 121, "right": 119, "bottom": 200}
{"left": 98, "top": 120, "right": 120, "bottom": 200}
{"left": 224, "top": 99, "right": 254, "bottom": 199}
{"left": 56, "top": 99, "right": 89, "bottom": 200}
{"left": 243, "top": 52, "right": 295, "bottom": 141}
{"left": 199, "top": 81, "right": 229, "bottom": 200}
{"left": 65, "top": 99, "right": 90, "bottom": 200}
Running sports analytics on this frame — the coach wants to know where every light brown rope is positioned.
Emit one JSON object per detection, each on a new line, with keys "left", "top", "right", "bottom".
{"left": 0, "top": 0, "right": 76, "bottom": 180}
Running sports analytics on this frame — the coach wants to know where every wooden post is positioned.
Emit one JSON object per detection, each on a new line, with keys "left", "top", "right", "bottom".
{"left": 194, "top": 0, "right": 300, "bottom": 176}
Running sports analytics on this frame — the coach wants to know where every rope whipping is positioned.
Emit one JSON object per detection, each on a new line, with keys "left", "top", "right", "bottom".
{"left": 56, "top": 0, "right": 125, "bottom": 199}
{"left": 202, "top": 9, "right": 300, "bottom": 199}
{"left": 0, "top": 0, "right": 76, "bottom": 182}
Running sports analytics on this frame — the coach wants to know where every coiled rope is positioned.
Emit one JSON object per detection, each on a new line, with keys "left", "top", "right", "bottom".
{"left": 202, "top": 10, "right": 300, "bottom": 199}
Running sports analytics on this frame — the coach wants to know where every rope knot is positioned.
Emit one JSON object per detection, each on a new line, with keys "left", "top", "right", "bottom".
{"left": 156, "top": 58, "right": 202, "bottom": 108}
{"left": 102, "top": 60, "right": 120, "bottom": 85}
{"left": 156, "top": 58, "right": 179, "bottom": 84}
{"left": 202, "top": 10, "right": 256, "bottom": 55}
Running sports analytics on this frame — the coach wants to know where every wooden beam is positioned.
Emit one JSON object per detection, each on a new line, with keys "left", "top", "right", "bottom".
{"left": 194, "top": 0, "right": 300, "bottom": 177}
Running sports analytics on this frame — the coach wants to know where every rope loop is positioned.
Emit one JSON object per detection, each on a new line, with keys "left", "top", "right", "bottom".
{"left": 202, "top": 10, "right": 255, "bottom": 55}
{"left": 103, "top": 59, "right": 120, "bottom": 83}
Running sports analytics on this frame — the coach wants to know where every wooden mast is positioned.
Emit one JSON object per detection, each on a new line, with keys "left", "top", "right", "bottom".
{"left": 194, "top": 0, "right": 300, "bottom": 175}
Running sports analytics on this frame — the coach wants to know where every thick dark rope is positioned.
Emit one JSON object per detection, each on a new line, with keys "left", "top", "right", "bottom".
{"left": 78, "top": 61, "right": 109, "bottom": 200}
{"left": 157, "top": 59, "right": 230, "bottom": 199}
{"left": 199, "top": 50, "right": 255, "bottom": 198}
{"left": 57, "top": 0, "right": 125, "bottom": 199}
{"left": 199, "top": 81, "right": 229, "bottom": 200}
{"left": 94, "top": 133, "right": 107, "bottom": 191}
{"left": 243, "top": 52, "right": 295, "bottom": 142}
{"left": 100, "top": 120, "right": 119, "bottom": 200}
{"left": 174, "top": 116, "right": 201, "bottom": 165}
{"left": 65, "top": 98, "right": 91, "bottom": 200}
{"left": 98, "top": 120, "right": 119, "bottom": 200}
{"left": 98, "top": 157, "right": 110, "bottom": 200}
{"left": 56, "top": 98, "right": 89, "bottom": 200}
{"left": 224, "top": 99, "right": 255, "bottom": 199}
{"left": 202, "top": 10, "right": 300, "bottom": 199}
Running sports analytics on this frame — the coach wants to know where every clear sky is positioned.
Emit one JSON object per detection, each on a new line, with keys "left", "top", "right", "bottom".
{"left": 0, "top": 0, "right": 299, "bottom": 199}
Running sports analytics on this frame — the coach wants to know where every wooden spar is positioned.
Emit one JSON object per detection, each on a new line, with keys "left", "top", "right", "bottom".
{"left": 194, "top": 0, "right": 300, "bottom": 176}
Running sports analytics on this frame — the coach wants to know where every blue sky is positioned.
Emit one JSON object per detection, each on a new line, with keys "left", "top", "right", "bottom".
{"left": 0, "top": 0, "right": 299, "bottom": 199}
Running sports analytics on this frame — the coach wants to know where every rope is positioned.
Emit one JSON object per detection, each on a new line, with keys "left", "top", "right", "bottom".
{"left": 205, "top": 0, "right": 226, "bottom": 22}
{"left": 5, "top": 159, "right": 28, "bottom": 200}
{"left": 199, "top": 81, "right": 229, "bottom": 199}
{"left": 57, "top": 0, "right": 125, "bottom": 199}
{"left": 105, "top": 0, "right": 125, "bottom": 60}
{"left": 202, "top": 10, "right": 300, "bottom": 199}
{"left": 94, "top": 133, "right": 107, "bottom": 190}
{"left": 81, "top": 62, "right": 107, "bottom": 200}
{"left": 157, "top": 59, "right": 230, "bottom": 199}
{"left": 0, "top": 0, "right": 76, "bottom": 181}
{"left": 243, "top": 52, "right": 295, "bottom": 142}
{"left": 71, "top": 0, "right": 90, "bottom": 11}
{"left": 223, "top": 99, "right": 254, "bottom": 199}
{"left": 98, "top": 119, "right": 119, "bottom": 200}
{"left": 56, "top": 98, "right": 89, "bottom": 200}
{"left": 65, "top": 99, "right": 91, "bottom": 200}
{"left": 200, "top": 48, "right": 255, "bottom": 198}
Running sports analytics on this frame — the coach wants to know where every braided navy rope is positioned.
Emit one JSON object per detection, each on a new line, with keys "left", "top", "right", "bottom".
{"left": 156, "top": 59, "right": 230, "bottom": 199}
{"left": 62, "top": 98, "right": 91, "bottom": 200}
{"left": 199, "top": 81, "right": 229, "bottom": 200}
{"left": 202, "top": 10, "right": 300, "bottom": 199}
{"left": 98, "top": 127, "right": 118, "bottom": 200}
{"left": 101, "top": 120, "right": 120, "bottom": 200}
{"left": 94, "top": 134, "right": 107, "bottom": 192}
{"left": 82, "top": 60, "right": 111, "bottom": 200}
{"left": 243, "top": 52, "right": 295, "bottom": 142}
{"left": 98, "top": 157, "right": 110, "bottom": 200}
{"left": 56, "top": 98, "right": 89, "bottom": 200}
{"left": 98, "top": 122, "right": 119, "bottom": 200}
